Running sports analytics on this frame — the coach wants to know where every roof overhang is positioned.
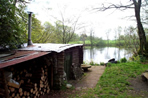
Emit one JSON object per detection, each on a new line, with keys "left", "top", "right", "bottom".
{"left": 0, "top": 51, "right": 50, "bottom": 69}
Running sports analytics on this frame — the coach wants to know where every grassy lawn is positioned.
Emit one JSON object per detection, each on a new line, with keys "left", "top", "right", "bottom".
{"left": 69, "top": 40, "right": 91, "bottom": 44}
{"left": 69, "top": 61, "right": 148, "bottom": 98}
{"left": 69, "top": 41, "right": 83, "bottom": 44}
{"left": 69, "top": 40, "right": 126, "bottom": 47}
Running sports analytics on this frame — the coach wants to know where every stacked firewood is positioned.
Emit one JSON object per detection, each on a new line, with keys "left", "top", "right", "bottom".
{"left": 7, "top": 64, "right": 50, "bottom": 98}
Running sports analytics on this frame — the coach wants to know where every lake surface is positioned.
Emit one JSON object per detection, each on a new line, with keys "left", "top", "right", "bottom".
{"left": 83, "top": 46, "right": 132, "bottom": 64}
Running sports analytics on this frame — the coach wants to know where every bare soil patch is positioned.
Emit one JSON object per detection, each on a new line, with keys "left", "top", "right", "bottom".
{"left": 128, "top": 76, "right": 148, "bottom": 97}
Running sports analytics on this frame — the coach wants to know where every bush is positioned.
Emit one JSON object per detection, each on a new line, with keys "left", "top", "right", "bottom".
{"left": 117, "top": 61, "right": 120, "bottom": 63}
{"left": 106, "top": 62, "right": 112, "bottom": 67}
{"left": 83, "top": 61, "right": 87, "bottom": 64}
{"left": 131, "top": 55, "right": 146, "bottom": 62}
{"left": 139, "top": 55, "right": 146, "bottom": 62}
{"left": 100, "top": 62, "right": 105, "bottom": 65}
{"left": 131, "top": 55, "right": 140, "bottom": 62}
{"left": 89, "top": 60, "right": 95, "bottom": 65}
{"left": 120, "top": 57, "right": 127, "bottom": 63}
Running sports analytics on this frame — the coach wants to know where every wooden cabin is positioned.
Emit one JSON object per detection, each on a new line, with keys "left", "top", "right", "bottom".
{"left": 0, "top": 43, "right": 83, "bottom": 98}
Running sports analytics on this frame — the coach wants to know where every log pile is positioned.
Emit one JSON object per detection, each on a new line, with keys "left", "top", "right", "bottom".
{"left": 7, "top": 63, "right": 50, "bottom": 98}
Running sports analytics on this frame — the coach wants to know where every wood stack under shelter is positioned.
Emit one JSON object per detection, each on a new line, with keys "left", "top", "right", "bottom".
{"left": 0, "top": 43, "right": 83, "bottom": 98}
{"left": 0, "top": 53, "right": 52, "bottom": 98}
{"left": 8, "top": 64, "right": 50, "bottom": 97}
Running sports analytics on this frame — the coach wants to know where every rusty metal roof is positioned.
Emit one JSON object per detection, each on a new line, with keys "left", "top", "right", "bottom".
{"left": 19, "top": 43, "right": 83, "bottom": 53}
{"left": 0, "top": 51, "right": 50, "bottom": 69}
{"left": 0, "top": 43, "right": 83, "bottom": 69}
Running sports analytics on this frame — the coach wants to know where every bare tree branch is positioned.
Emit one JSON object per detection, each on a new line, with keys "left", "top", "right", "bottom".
{"left": 94, "top": 3, "right": 134, "bottom": 11}
{"left": 55, "top": 6, "right": 84, "bottom": 44}
{"left": 94, "top": 0, "right": 147, "bottom": 55}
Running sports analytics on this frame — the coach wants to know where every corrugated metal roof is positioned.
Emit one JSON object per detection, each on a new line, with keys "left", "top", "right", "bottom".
{"left": 19, "top": 43, "right": 83, "bottom": 53}
{"left": 0, "top": 51, "right": 50, "bottom": 69}
{"left": 0, "top": 43, "right": 83, "bottom": 69}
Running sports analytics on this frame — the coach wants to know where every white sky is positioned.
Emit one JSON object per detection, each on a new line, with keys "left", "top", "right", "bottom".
{"left": 27, "top": 0, "right": 136, "bottom": 40}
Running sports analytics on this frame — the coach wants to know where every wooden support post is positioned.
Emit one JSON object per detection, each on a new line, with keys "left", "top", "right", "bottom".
{"left": 0, "top": 69, "right": 9, "bottom": 98}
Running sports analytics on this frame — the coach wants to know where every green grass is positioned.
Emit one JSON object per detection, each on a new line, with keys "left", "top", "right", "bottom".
{"left": 69, "top": 40, "right": 91, "bottom": 44}
{"left": 69, "top": 40, "right": 103, "bottom": 45}
{"left": 69, "top": 41, "right": 83, "bottom": 44}
{"left": 70, "top": 61, "right": 148, "bottom": 98}
{"left": 104, "top": 40, "right": 116, "bottom": 44}
{"left": 69, "top": 40, "right": 125, "bottom": 46}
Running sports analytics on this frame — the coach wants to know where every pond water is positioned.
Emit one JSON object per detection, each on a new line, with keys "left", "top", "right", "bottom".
{"left": 83, "top": 46, "right": 132, "bottom": 64}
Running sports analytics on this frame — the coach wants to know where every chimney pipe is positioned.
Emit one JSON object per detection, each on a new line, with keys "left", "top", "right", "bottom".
{"left": 28, "top": 12, "right": 33, "bottom": 46}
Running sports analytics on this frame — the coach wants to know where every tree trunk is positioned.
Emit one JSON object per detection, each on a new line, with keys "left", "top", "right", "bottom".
{"left": 133, "top": 0, "right": 147, "bottom": 55}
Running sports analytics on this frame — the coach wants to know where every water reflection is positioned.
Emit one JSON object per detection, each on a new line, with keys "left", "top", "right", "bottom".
{"left": 83, "top": 47, "right": 132, "bottom": 64}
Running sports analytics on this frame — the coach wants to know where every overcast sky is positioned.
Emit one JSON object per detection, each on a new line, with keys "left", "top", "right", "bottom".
{"left": 27, "top": 0, "right": 136, "bottom": 40}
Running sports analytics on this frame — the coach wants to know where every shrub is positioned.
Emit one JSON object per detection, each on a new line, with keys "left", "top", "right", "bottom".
{"left": 100, "top": 62, "right": 105, "bottom": 65}
{"left": 83, "top": 61, "right": 87, "bottom": 64}
{"left": 117, "top": 61, "right": 120, "bottom": 63}
{"left": 131, "top": 55, "right": 140, "bottom": 62}
{"left": 106, "top": 62, "right": 112, "bottom": 67}
{"left": 131, "top": 55, "right": 146, "bottom": 62}
{"left": 120, "top": 57, "right": 127, "bottom": 63}
{"left": 139, "top": 55, "right": 146, "bottom": 62}
{"left": 89, "top": 60, "right": 95, "bottom": 65}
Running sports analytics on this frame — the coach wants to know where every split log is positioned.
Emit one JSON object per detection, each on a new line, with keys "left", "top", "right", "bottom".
{"left": 27, "top": 92, "right": 30, "bottom": 96}
{"left": 30, "top": 88, "right": 34, "bottom": 93}
{"left": 8, "top": 82, "right": 20, "bottom": 88}
{"left": 9, "top": 87, "right": 15, "bottom": 92}
{"left": 34, "top": 83, "right": 37, "bottom": 87}
{"left": 33, "top": 90, "right": 36, "bottom": 94}
{"left": 47, "top": 89, "right": 50, "bottom": 93}
{"left": 20, "top": 92, "right": 23, "bottom": 97}
{"left": 19, "top": 88, "right": 22, "bottom": 93}
{"left": 24, "top": 91, "right": 27, "bottom": 96}
{"left": 11, "top": 93, "right": 15, "bottom": 97}
{"left": 40, "top": 84, "right": 44, "bottom": 88}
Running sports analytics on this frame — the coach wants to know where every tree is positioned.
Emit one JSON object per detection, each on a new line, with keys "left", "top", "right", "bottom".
{"left": 95, "top": 0, "right": 148, "bottom": 56}
{"left": 42, "top": 22, "right": 55, "bottom": 43}
{"left": 80, "top": 29, "right": 87, "bottom": 45}
{"left": 0, "top": 0, "right": 27, "bottom": 49}
{"left": 123, "top": 26, "right": 139, "bottom": 55}
{"left": 55, "top": 20, "right": 80, "bottom": 44}
{"left": 31, "top": 15, "right": 44, "bottom": 43}
{"left": 90, "top": 29, "right": 94, "bottom": 47}
{"left": 114, "top": 29, "right": 117, "bottom": 45}
{"left": 53, "top": 5, "right": 83, "bottom": 44}
{"left": 142, "top": 9, "right": 148, "bottom": 35}
{"left": 117, "top": 26, "right": 122, "bottom": 46}
{"left": 105, "top": 29, "right": 111, "bottom": 46}
{"left": 69, "top": 33, "right": 80, "bottom": 42}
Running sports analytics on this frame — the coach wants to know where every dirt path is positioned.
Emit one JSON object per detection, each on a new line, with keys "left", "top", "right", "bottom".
{"left": 70, "top": 66, "right": 105, "bottom": 90}
{"left": 44, "top": 66, "right": 105, "bottom": 98}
